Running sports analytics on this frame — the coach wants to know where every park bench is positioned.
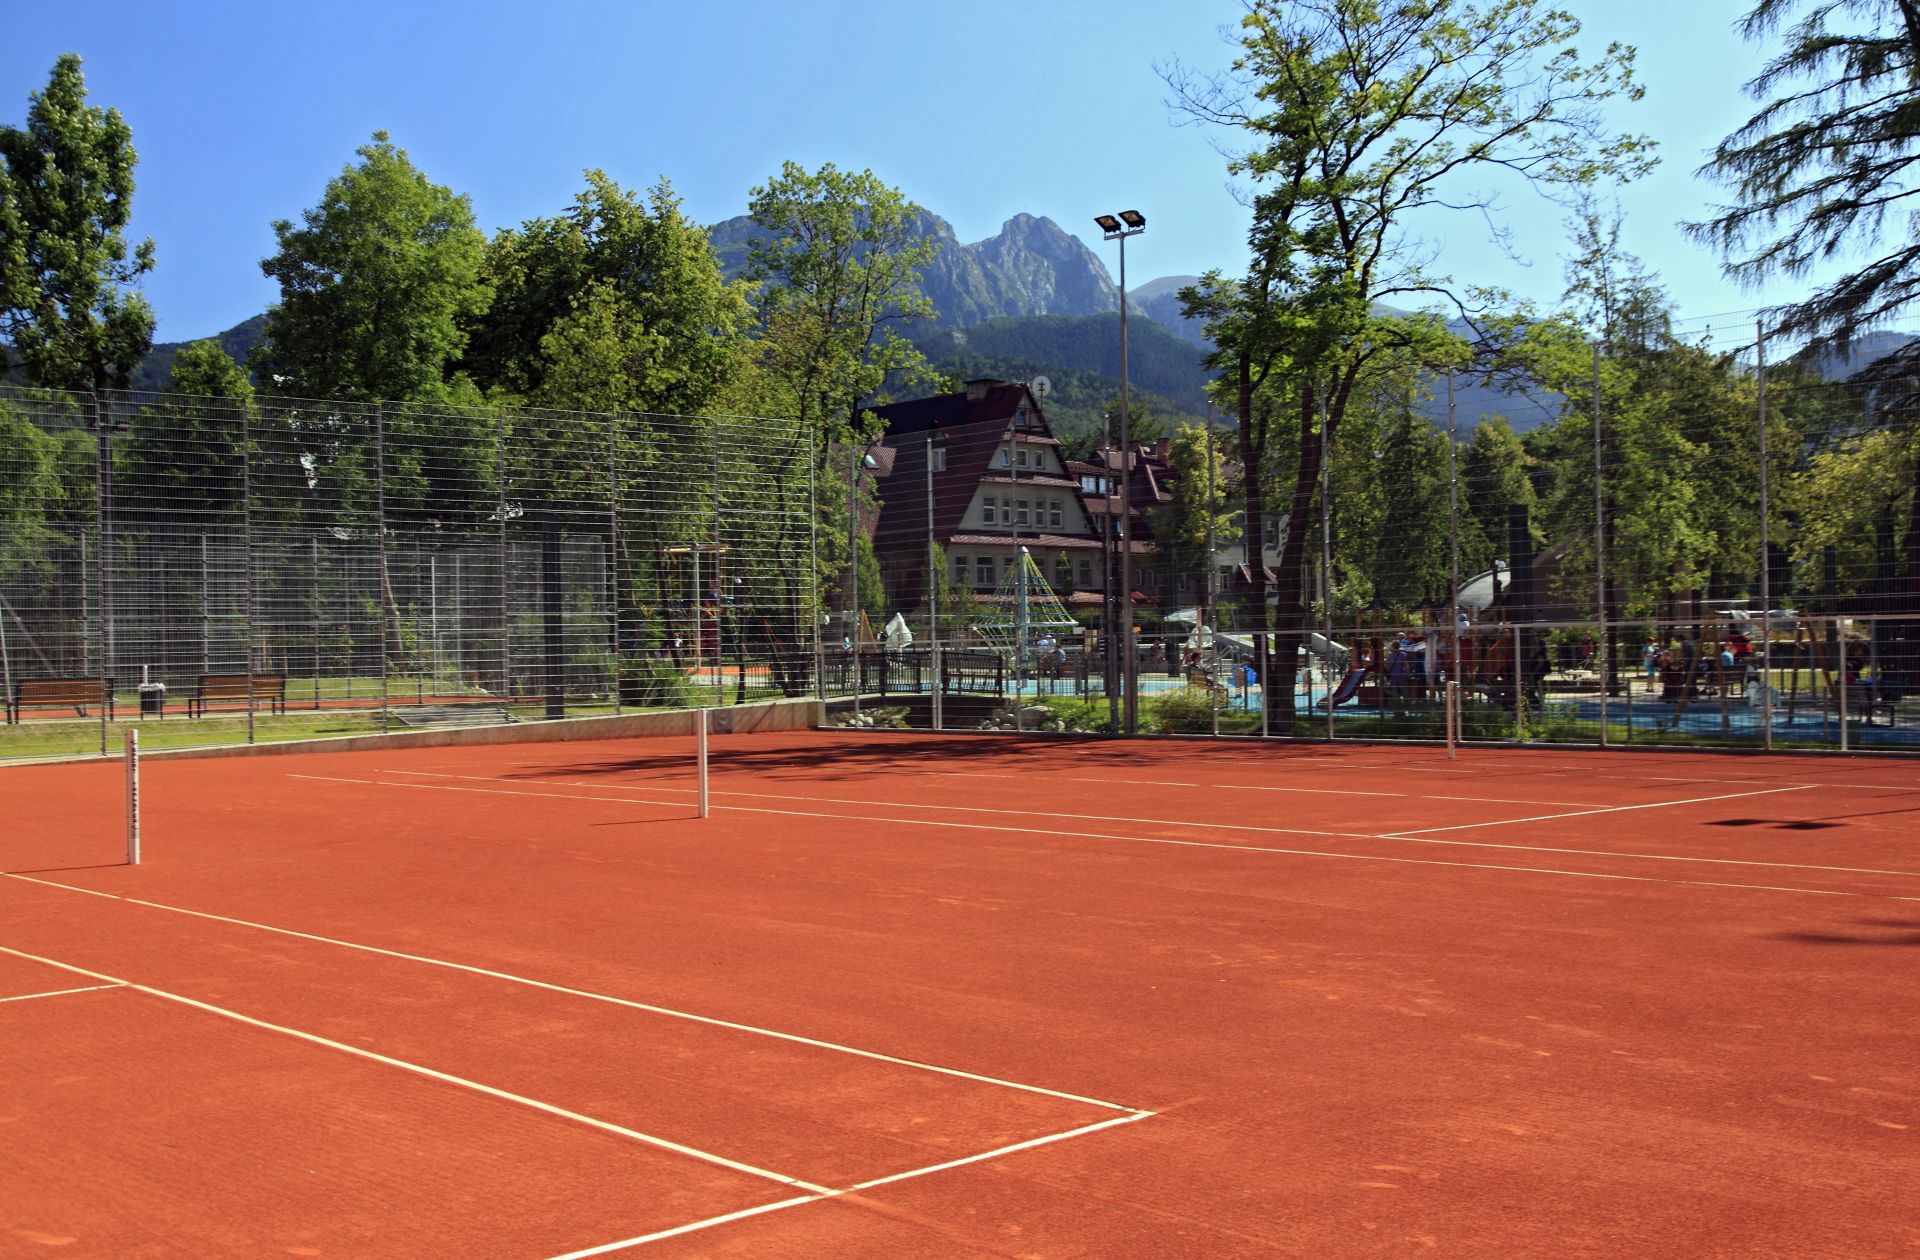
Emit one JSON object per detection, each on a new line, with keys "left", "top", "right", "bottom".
{"left": 6, "top": 677, "right": 115, "bottom": 724}
{"left": 187, "top": 674, "right": 288, "bottom": 717}
{"left": 389, "top": 704, "right": 515, "bottom": 728}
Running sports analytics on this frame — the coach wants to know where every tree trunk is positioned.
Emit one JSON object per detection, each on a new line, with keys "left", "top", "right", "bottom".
{"left": 1267, "top": 386, "right": 1326, "bottom": 723}
{"left": 1236, "top": 351, "right": 1268, "bottom": 628}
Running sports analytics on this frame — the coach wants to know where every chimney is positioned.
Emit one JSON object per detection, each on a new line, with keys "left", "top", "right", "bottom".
{"left": 964, "top": 378, "right": 1000, "bottom": 402}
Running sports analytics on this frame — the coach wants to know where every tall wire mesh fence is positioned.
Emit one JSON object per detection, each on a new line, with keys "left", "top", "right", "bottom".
{"left": 7, "top": 345, "right": 1920, "bottom": 758}
{"left": 0, "top": 386, "right": 817, "bottom": 758}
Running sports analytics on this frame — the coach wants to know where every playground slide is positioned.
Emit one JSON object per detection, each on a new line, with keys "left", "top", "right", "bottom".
{"left": 1328, "top": 666, "right": 1368, "bottom": 707}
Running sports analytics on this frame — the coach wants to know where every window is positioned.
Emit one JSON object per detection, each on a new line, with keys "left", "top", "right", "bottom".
{"left": 995, "top": 449, "right": 1010, "bottom": 468}
{"left": 1078, "top": 558, "right": 1092, "bottom": 587}
{"left": 1055, "top": 559, "right": 1072, "bottom": 588}
{"left": 1080, "top": 475, "right": 1098, "bottom": 494}
{"left": 982, "top": 496, "right": 997, "bottom": 525}
{"left": 1016, "top": 498, "right": 1030, "bottom": 526}
{"left": 1016, "top": 448, "right": 1029, "bottom": 468}
{"left": 952, "top": 555, "right": 968, "bottom": 583}
{"left": 1048, "top": 500, "right": 1063, "bottom": 528}
{"left": 930, "top": 446, "right": 946, "bottom": 472}
{"left": 1262, "top": 518, "right": 1281, "bottom": 550}
{"left": 975, "top": 556, "right": 995, "bottom": 587}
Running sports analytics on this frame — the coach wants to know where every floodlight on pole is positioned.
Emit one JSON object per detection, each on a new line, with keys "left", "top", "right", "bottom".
{"left": 1095, "top": 209, "right": 1145, "bottom": 734}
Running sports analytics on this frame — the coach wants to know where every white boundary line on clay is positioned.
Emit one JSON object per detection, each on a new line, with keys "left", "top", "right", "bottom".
{"left": 544, "top": 1112, "right": 1154, "bottom": 1258}
{"left": 1, "top": 869, "right": 1140, "bottom": 1116}
{"left": 377, "top": 770, "right": 1920, "bottom": 882}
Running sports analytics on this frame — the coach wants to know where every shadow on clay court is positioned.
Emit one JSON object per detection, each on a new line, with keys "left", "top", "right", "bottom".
{"left": 488, "top": 733, "right": 1196, "bottom": 785}
{"left": 1769, "top": 919, "right": 1920, "bottom": 947}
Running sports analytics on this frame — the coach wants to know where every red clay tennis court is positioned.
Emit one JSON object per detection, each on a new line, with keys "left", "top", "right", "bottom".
{"left": 4, "top": 727, "right": 1918, "bottom": 1257}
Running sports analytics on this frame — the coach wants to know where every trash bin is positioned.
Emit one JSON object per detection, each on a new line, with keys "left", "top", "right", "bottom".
{"left": 138, "top": 682, "right": 166, "bottom": 718}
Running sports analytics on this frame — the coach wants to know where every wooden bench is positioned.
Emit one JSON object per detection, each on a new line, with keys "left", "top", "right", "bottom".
{"left": 7, "top": 677, "right": 115, "bottom": 724}
{"left": 187, "top": 674, "right": 287, "bottom": 717}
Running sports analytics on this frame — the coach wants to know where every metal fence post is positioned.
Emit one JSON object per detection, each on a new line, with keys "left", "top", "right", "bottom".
{"left": 244, "top": 399, "right": 256, "bottom": 744}
{"left": 93, "top": 390, "right": 110, "bottom": 757}
{"left": 1758, "top": 321, "right": 1774, "bottom": 751}
{"left": 498, "top": 409, "right": 510, "bottom": 710}
{"left": 200, "top": 533, "right": 211, "bottom": 676}
{"left": 1594, "top": 344, "right": 1608, "bottom": 748}
{"left": 1447, "top": 374, "right": 1462, "bottom": 745}
{"left": 376, "top": 404, "right": 389, "bottom": 732}
{"left": 311, "top": 535, "right": 321, "bottom": 709}
{"left": 1837, "top": 620, "right": 1849, "bottom": 752}
{"left": 610, "top": 410, "right": 621, "bottom": 716}
{"left": 809, "top": 445, "right": 823, "bottom": 703}
{"left": 1514, "top": 623, "right": 1525, "bottom": 739}
{"left": 1321, "top": 390, "right": 1335, "bottom": 742}
{"left": 926, "top": 433, "right": 942, "bottom": 732}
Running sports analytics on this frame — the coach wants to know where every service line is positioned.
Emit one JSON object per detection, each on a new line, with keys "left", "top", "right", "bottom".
{"left": 388, "top": 770, "right": 1920, "bottom": 883}
{"left": 0, "top": 982, "right": 126, "bottom": 1005}
{"left": 547, "top": 1111, "right": 1154, "bottom": 1258}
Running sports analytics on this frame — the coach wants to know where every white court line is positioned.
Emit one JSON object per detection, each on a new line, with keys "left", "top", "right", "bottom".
{"left": 0, "top": 982, "right": 125, "bottom": 1005}
{"left": 2, "top": 869, "right": 1140, "bottom": 1117}
{"left": 384, "top": 771, "right": 1379, "bottom": 844}
{"left": 386, "top": 771, "right": 1920, "bottom": 882}
{"left": 547, "top": 1112, "right": 1153, "bottom": 1258}
{"left": 0, "top": 943, "right": 834, "bottom": 1195}
{"left": 283, "top": 773, "right": 1920, "bottom": 904}
{"left": 1385, "top": 784, "right": 1820, "bottom": 836}
{"left": 908, "top": 769, "right": 1625, "bottom": 809}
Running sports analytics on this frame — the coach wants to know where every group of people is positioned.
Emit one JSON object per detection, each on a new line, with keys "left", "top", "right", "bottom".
{"left": 1639, "top": 631, "right": 1755, "bottom": 701}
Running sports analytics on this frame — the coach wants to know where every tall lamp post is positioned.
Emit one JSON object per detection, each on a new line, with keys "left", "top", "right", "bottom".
{"left": 1095, "top": 210, "right": 1146, "bottom": 733}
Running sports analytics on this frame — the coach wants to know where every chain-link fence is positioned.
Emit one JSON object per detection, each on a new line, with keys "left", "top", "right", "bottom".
{"left": 1, "top": 386, "right": 817, "bottom": 758}
{"left": 8, "top": 349, "right": 1919, "bottom": 758}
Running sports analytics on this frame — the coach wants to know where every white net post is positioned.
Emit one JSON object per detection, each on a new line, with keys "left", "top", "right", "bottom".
{"left": 124, "top": 727, "right": 140, "bottom": 864}
{"left": 1445, "top": 681, "right": 1458, "bottom": 761}
{"left": 696, "top": 707, "right": 710, "bottom": 819}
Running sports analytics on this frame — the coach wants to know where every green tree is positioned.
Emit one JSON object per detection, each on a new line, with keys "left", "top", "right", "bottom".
{"left": 115, "top": 340, "right": 255, "bottom": 523}
{"left": 0, "top": 54, "right": 155, "bottom": 392}
{"left": 1460, "top": 417, "right": 1538, "bottom": 577}
{"left": 470, "top": 172, "right": 748, "bottom": 414}
{"left": 256, "top": 132, "right": 492, "bottom": 403}
{"left": 1149, "top": 422, "right": 1237, "bottom": 610}
{"left": 1167, "top": 0, "right": 1649, "bottom": 714}
{"left": 744, "top": 162, "right": 941, "bottom": 672}
{"left": 0, "top": 399, "right": 60, "bottom": 566}
{"left": 1689, "top": 0, "right": 1920, "bottom": 348}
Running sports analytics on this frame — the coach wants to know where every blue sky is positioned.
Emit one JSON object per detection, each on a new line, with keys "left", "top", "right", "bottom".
{"left": 4, "top": 0, "right": 1840, "bottom": 344}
